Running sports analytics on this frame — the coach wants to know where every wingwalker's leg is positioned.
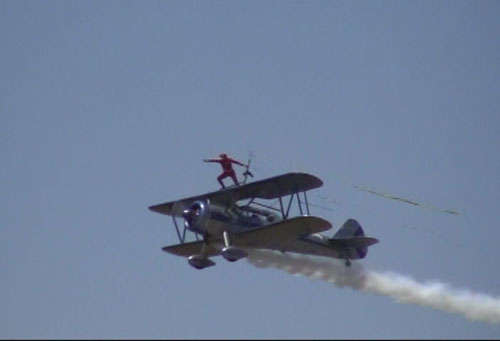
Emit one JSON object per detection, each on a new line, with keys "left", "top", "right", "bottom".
{"left": 221, "top": 230, "right": 247, "bottom": 262}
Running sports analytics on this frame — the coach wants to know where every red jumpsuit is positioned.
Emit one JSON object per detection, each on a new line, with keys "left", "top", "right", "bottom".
{"left": 204, "top": 154, "right": 245, "bottom": 188}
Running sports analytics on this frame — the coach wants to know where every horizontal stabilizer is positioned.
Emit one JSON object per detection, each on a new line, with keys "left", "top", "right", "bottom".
{"left": 329, "top": 236, "right": 379, "bottom": 249}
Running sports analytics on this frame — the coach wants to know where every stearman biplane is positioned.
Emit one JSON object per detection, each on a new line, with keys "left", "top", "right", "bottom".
{"left": 149, "top": 172, "right": 379, "bottom": 270}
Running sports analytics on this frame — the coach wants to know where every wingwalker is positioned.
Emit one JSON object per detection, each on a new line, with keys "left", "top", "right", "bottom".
{"left": 149, "top": 158, "right": 379, "bottom": 270}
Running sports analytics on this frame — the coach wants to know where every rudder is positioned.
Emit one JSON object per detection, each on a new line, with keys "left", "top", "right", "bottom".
{"left": 333, "top": 219, "right": 365, "bottom": 238}
{"left": 331, "top": 219, "right": 370, "bottom": 259}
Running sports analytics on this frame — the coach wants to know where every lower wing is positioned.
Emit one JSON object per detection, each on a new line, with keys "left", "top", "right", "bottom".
{"left": 162, "top": 216, "right": 332, "bottom": 258}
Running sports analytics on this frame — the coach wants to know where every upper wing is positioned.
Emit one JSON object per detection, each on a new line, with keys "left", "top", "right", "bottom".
{"left": 149, "top": 172, "right": 323, "bottom": 217}
{"left": 233, "top": 216, "right": 331, "bottom": 249}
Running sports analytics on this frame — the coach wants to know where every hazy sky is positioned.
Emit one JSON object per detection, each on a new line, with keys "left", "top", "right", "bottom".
{"left": 1, "top": 0, "right": 500, "bottom": 338}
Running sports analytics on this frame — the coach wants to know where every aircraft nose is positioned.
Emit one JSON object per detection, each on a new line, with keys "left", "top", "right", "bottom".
{"left": 182, "top": 209, "right": 192, "bottom": 220}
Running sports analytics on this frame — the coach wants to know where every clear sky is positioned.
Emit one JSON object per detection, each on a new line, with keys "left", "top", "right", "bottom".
{"left": 1, "top": 0, "right": 500, "bottom": 338}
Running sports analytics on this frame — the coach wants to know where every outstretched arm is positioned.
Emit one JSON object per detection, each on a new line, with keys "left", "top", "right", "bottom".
{"left": 230, "top": 159, "right": 246, "bottom": 167}
{"left": 204, "top": 158, "right": 220, "bottom": 163}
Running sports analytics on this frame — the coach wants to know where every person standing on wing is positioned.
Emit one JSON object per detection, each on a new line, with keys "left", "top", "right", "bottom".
{"left": 204, "top": 153, "right": 245, "bottom": 189}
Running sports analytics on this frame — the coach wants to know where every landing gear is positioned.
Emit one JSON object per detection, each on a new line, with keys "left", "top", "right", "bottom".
{"left": 342, "top": 253, "right": 351, "bottom": 267}
{"left": 221, "top": 231, "right": 248, "bottom": 262}
{"left": 188, "top": 255, "right": 215, "bottom": 269}
{"left": 187, "top": 233, "right": 215, "bottom": 270}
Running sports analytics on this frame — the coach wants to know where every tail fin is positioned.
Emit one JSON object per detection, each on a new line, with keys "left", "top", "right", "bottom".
{"left": 331, "top": 219, "right": 378, "bottom": 259}
{"left": 333, "top": 219, "right": 365, "bottom": 238}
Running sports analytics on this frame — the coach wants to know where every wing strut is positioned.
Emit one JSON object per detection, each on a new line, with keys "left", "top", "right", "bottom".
{"left": 274, "top": 183, "right": 312, "bottom": 219}
{"left": 171, "top": 214, "right": 184, "bottom": 243}
{"left": 285, "top": 191, "right": 295, "bottom": 218}
{"left": 303, "top": 189, "right": 310, "bottom": 215}
{"left": 297, "top": 190, "right": 304, "bottom": 216}
{"left": 171, "top": 202, "right": 190, "bottom": 244}
{"left": 170, "top": 202, "right": 205, "bottom": 244}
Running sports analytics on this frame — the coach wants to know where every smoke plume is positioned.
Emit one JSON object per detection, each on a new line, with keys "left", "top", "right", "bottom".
{"left": 247, "top": 250, "right": 500, "bottom": 324}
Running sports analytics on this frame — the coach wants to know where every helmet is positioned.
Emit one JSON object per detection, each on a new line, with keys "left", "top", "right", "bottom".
{"left": 220, "top": 153, "right": 227, "bottom": 158}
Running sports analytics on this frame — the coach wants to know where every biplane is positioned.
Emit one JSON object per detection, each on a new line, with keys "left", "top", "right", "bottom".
{"left": 149, "top": 172, "right": 379, "bottom": 269}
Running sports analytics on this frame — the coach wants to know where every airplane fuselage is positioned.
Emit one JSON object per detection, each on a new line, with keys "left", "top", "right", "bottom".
{"left": 199, "top": 202, "right": 282, "bottom": 236}
{"left": 151, "top": 172, "right": 379, "bottom": 270}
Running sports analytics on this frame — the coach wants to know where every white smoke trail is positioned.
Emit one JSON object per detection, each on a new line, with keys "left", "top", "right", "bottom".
{"left": 247, "top": 250, "right": 500, "bottom": 325}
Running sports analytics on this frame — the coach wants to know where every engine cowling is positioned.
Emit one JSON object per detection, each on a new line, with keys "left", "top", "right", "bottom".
{"left": 182, "top": 199, "right": 210, "bottom": 234}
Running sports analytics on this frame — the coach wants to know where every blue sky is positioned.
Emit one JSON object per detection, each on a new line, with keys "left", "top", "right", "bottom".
{"left": 1, "top": 0, "right": 500, "bottom": 338}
